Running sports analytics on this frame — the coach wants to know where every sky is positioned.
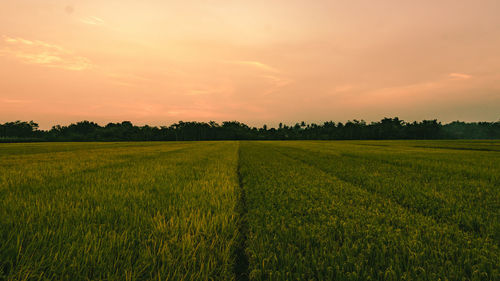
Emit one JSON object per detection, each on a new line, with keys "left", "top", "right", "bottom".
{"left": 1, "top": 0, "right": 499, "bottom": 129}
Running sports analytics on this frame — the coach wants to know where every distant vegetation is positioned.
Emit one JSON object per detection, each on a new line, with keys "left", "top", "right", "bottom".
{"left": 1, "top": 118, "right": 499, "bottom": 142}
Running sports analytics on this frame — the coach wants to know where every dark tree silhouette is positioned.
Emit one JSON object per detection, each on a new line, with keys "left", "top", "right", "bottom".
{"left": 1, "top": 118, "right": 499, "bottom": 142}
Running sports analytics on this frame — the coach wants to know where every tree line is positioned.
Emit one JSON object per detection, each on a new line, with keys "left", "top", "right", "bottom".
{"left": 1, "top": 118, "right": 499, "bottom": 142}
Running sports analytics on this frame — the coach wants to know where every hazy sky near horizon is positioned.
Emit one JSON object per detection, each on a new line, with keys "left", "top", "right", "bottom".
{"left": 1, "top": 0, "right": 499, "bottom": 128}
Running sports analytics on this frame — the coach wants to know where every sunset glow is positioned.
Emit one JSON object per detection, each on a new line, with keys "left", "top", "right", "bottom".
{"left": 1, "top": 0, "right": 499, "bottom": 128}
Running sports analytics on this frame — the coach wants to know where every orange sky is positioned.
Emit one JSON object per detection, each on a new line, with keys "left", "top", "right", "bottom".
{"left": 1, "top": 0, "right": 499, "bottom": 129}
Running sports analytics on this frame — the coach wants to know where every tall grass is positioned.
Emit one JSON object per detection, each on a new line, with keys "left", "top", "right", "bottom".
{"left": 240, "top": 141, "right": 499, "bottom": 280}
{"left": 1, "top": 140, "right": 498, "bottom": 280}
{"left": 0, "top": 142, "right": 240, "bottom": 280}
{"left": 271, "top": 140, "right": 500, "bottom": 240}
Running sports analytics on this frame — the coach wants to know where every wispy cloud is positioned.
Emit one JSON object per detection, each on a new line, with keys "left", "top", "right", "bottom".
{"left": 343, "top": 72, "right": 483, "bottom": 108}
{"left": 262, "top": 75, "right": 292, "bottom": 87}
{"left": 225, "top": 60, "right": 280, "bottom": 73}
{"left": 80, "top": 16, "right": 105, "bottom": 26}
{"left": 260, "top": 74, "right": 293, "bottom": 95}
{"left": 0, "top": 36, "right": 92, "bottom": 71}
{"left": 448, "top": 73, "right": 472, "bottom": 80}
{"left": 220, "top": 60, "right": 290, "bottom": 96}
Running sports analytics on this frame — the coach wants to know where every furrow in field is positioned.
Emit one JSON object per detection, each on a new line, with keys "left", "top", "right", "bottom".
{"left": 233, "top": 142, "right": 250, "bottom": 281}
{"left": 352, "top": 140, "right": 500, "bottom": 152}
{"left": 272, "top": 147, "right": 445, "bottom": 221}
{"left": 271, "top": 145, "right": 490, "bottom": 243}
{"left": 293, "top": 141, "right": 498, "bottom": 182}
{"left": 239, "top": 141, "right": 499, "bottom": 280}
{"left": 269, "top": 142, "right": 499, "bottom": 241}
{"left": 410, "top": 145, "right": 500, "bottom": 152}
{"left": 354, "top": 143, "right": 500, "bottom": 152}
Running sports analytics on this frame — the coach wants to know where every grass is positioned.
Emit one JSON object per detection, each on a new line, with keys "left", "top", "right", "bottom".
{"left": 0, "top": 142, "right": 240, "bottom": 280}
{"left": 240, "top": 141, "right": 498, "bottom": 280}
{"left": 0, "top": 140, "right": 498, "bottom": 280}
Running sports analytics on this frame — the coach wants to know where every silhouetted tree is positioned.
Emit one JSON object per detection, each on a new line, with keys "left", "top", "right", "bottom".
{"left": 1, "top": 117, "right": 499, "bottom": 142}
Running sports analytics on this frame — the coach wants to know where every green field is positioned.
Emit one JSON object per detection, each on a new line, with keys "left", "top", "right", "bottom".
{"left": 1, "top": 141, "right": 498, "bottom": 280}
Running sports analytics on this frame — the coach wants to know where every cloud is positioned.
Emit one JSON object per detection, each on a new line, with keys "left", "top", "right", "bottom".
{"left": 219, "top": 60, "right": 291, "bottom": 96}
{"left": 260, "top": 74, "right": 293, "bottom": 95}
{"left": 0, "top": 36, "right": 92, "bottom": 71}
{"left": 448, "top": 73, "right": 472, "bottom": 80}
{"left": 225, "top": 60, "right": 280, "bottom": 73}
{"left": 340, "top": 71, "right": 487, "bottom": 110}
{"left": 262, "top": 75, "right": 292, "bottom": 87}
{"left": 80, "top": 16, "right": 105, "bottom": 26}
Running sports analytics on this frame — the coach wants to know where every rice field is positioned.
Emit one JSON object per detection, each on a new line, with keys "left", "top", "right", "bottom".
{"left": 0, "top": 141, "right": 498, "bottom": 280}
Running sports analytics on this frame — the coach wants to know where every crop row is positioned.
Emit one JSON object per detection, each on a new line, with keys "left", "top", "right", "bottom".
{"left": 270, "top": 141, "right": 499, "bottom": 240}
{"left": 1, "top": 142, "right": 240, "bottom": 280}
{"left": 240, "top": 141, "right": 498, "bottom": 280}
{"left": 1, "top": 141, "right": 498, "bottom": 280}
